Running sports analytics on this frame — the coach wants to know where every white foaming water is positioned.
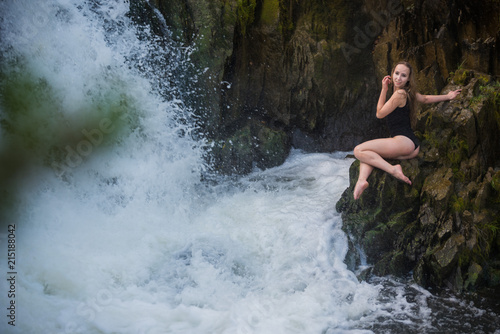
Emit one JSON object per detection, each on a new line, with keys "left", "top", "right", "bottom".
{"left": 0, "top": 1, "right": 378, "bottom": 333}
{"left": 9, "top": 151, "right": 379, "bottom": 334}
{"left": 1, "top": 1, "right": 499, "bottom": 334}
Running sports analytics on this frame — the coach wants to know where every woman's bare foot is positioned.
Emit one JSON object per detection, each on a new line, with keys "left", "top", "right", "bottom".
{"left": 353, "top": 180, "right": 369, "bottom": 200}
{"left": 391, "top": 164, "right": 411, "bottom": 185}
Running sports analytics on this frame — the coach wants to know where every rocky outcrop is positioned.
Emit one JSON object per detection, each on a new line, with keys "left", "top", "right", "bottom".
{"left": 217, "top": 0, "right": 500, "bottom": 173}
{"left": 216, "top": 0, "right": 383, "bottom": 172}
{"left": 336, "top": 70, "right": 500, "bottom": 293}
{"left": 150, "top": 0, "right": 499, "bottom": 174}
{"left": 139, "top": 0, "right": 294, "bottom": 173}
{"left": 371, "top": 0, "right": 500, "bottom": 108}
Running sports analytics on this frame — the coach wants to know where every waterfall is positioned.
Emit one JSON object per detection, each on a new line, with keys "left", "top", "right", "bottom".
{"left": 1, "top": 1, "right": 498, "bottom": 333}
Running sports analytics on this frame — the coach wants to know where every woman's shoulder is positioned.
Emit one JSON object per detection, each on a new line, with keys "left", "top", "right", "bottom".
{"left": 395, "top": 89, "right": 408, "bottom": 98}
{"left": 392, "top": 89, "right": 408, "bottom": 108}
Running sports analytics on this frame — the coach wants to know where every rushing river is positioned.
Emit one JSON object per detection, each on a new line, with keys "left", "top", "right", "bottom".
{"left": 0, "top": 1, "right": 499, "bottom": 333}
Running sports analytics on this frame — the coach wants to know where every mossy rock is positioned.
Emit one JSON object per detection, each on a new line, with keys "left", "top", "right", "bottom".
{"left": 209, "top": 120, "right": 289, "bottom": 174}
{"left": 362, "top": 209, "right": 417, "bottom": 264}
{"left": 210, "top": 125, "right": 254, "bottom": 174}
{"left": 422, "top": 167, "right": 454, "bottom": 215}
{"left": 464, "top": 262, "right": 483, "bottom": 290}
{"left": 260, "top": 0, "right": 279, "bottom": 26}
{"left": 256, "top": 125, "right": 289, "bottom": 169}
{"left": 452, "top": 69, "right": 475, "bottom": 86}
{"left": 493, "top": 176, "right": 500, "bottom": 192}
{"left": 363, "top": 226, "right": 393, "bottom": 263}
{"left": 488, "top": 268, "right": 500, "bottom": 288}
{"left": 429, "top": 234, "right": 466, "bottom": 283}
{"left": 373, "top": 251, "right": 410, "bottom": 277}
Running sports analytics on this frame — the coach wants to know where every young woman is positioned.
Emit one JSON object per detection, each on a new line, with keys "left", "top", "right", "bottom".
{"left": 353, "top": 61, "right": 462, "bottom": 200}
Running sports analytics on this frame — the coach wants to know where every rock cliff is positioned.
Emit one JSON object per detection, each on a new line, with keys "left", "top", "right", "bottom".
{"left": 146, "top": 0, "right": 499, "bottom": 174}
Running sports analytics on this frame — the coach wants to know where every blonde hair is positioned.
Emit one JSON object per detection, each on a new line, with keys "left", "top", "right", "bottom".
{"left": 391, "top": 61, "right": 418, "bottom": 124}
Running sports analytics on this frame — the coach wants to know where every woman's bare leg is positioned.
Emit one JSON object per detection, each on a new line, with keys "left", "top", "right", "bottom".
{"left": 354, "top": 162, "right": 373, "bottom": 200}
{"left": 353, "top": 136, "right": 416, "bottom": 199}
{"left": 357, "top": 149, "right": 411, "bottom": 183}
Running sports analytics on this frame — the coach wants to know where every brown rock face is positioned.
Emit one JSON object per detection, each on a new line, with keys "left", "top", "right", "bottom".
{"left": 220, "top": 0, "right": 383, "bottom": 155}
{"left": 150, "top": 0, "right": 498, "bottom": 174}
{"left": 217, "top": 0, "right": 499, "bottom": 173}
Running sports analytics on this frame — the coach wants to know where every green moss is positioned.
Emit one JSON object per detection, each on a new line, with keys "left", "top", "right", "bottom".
{"left": 478, "top": 220, "right": 499, "bottom": 238}
{"left": 363, "top": 228, "right": 391, "bottom": 263}
{"left": 469, "top": 95, "right": 484, "bottom": 106}
{"left": 463, "top": 262, "right": 483, "bottom": 290}
{"left": 469, "top": 82, "right": 498, "bottom": 109}
{"left": 277, "top": 0, "right": 294, "bottom": 39}
{"left": 491, "top": 172, "right": 500, "bottom": 192}
{"left": 478, "top": 81, "right": 500, "bottom": 130}
{"left": 260, "top": 0, "right": 279, "bottom": 25}
{"left": 236, "top": 0, "right": 257, "bottom": 35}
{"left": 451, "top": 195, "right": 469, "bottom": 213}
{"left": 422, "top": 129, "right": 438, "bottom": 148}
{"left": 374, "top": 251, "right": 409, "bottom": 277}
{"left": 446, "top": 136, "right": 468, "bottom": 167}
{"left": 467, "top": 216, "right": 498, "bottom": 268}
{"left": 453, "top": 69, "right": 473, "bottom": 86}
{"left": 477, "top": 74, "right": 492, "bottom": 87}
{"left": 256, "top": 125, "right": 289, "bottom": 168}
{"left": 210, "top": 125, "right": 254, "bottom": 174}
{"left": 209, "top": 121, "right": 289, "bottom": 174}
{"left": 480, "top": 82, "right": 500, "bottom": 107}
{"left": 226, "top": 126, "right": 253, "bottom": 153}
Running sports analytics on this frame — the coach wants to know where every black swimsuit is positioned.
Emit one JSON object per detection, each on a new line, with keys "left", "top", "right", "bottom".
{"left": 385, "top": 100, "right": 420, "bottom": 149}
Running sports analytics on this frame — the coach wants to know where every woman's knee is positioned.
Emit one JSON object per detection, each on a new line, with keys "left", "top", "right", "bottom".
{"left": 353, "top": 145, "right": 363, "bottom": 159}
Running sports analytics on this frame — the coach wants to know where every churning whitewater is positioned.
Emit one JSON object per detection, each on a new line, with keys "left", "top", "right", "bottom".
{"left": 1, "top": 1, "right": 499, "bottom": 334}
{"left": 0, "top": 1, "right": 375, "bottom": 332}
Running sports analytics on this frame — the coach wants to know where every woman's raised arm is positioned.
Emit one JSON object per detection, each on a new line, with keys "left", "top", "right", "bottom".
{"left": 416, "top": 89, "right": 462, "bottom": 104}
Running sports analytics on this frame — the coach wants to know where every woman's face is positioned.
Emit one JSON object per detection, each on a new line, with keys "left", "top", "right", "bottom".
{"left": 392, "top": 64, "right": 410, "bottom": 89}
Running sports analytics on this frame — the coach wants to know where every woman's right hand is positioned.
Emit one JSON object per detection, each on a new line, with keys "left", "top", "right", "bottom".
{"left": 382, "top": 75, "right": 392, "bottom": 90}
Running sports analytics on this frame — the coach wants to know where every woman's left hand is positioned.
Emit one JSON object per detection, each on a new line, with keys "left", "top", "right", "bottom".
{"left": 447, "top": 89, "right": 462, "bottom": 100}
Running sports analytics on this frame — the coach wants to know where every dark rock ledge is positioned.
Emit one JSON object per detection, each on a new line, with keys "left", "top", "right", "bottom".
{"left": 336, "top": 69, "right": 500, "bottom": 295}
